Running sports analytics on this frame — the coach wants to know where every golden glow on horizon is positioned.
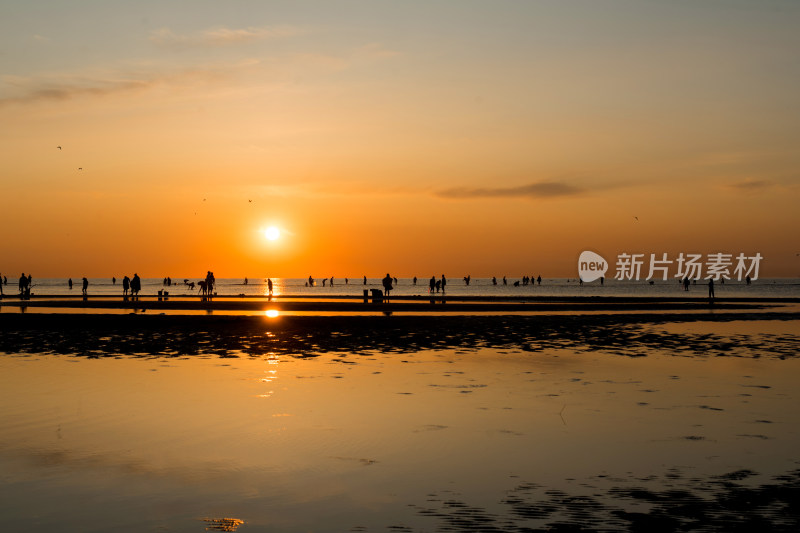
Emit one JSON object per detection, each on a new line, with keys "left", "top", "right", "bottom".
{"left": 265, "top": 309, "right": 279, "bottom": 318}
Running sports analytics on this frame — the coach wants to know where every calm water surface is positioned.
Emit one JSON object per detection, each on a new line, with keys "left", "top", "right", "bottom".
{"left": 1, "top": 319, "right": 799, "bottom": 532}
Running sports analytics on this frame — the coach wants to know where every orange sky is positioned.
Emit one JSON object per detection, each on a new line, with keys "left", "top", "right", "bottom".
{"left": 2, "top": 1, "right": 799, "bottom": 278}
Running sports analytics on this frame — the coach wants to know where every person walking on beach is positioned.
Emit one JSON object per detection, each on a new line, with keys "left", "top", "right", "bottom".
{"left": 267, "top": 278, "right": 273, "bottom": 296}
{"left": 429, "top": 276, "right": 436, "bottom": 293}
{"left": 708, "top": 278, "right": 715, "bottom": 301}
{"left": 18, "top": 273, "right": 27, "bottom": 295}
{"left": 441, "top": 275, "right": 447, "bottom": 293}
{"left": 81, "top": 277, "right": 89, "bottom": 295}
{"left": 122, "top": 275, "right": 130, "bottom": 296}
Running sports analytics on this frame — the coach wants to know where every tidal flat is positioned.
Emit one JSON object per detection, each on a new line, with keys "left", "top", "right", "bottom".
{"left": 1, "top": 314, "right": 798, "bottom": 532}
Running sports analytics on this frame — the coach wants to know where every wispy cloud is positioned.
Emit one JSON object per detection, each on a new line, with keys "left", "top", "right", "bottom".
{"left": 0, "top": 75, "right": 152, "bottom": 106}
{"left": 726, "top": 178, "right": 773, "bottom": 193}
{"left": 150, "top": 25, "right": 305, "bottom": 48}
{"left": 0, "top": 68, "right": 226, "bottom": 107}
{"left": 436, "top": 181, "right": 583, "bottom": 200}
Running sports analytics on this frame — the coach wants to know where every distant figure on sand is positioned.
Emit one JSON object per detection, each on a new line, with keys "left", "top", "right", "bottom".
{"left": 68, "top": 278, "right": 73, "bottom": 290}
{"left": 123, "top": 275, "right": 130, "bottom": 296}
{"left": 82, "top": 277, "right": 88, "bottom": 295}
{"left": 413, "top": 276, "right": 417, "bottom": 285}
{"left": 382, "top": 273, "right": 393, "bottom": 300}
{"left": 363, "top": 275, "right": 367, "bottom": 285}
{"left": 309, "top": 275, "right": 315, "bottom": 287}
{"left": 708, "top": 278, "right": 715, "bottom": 301}
{"left": 267, "top": 278, "right": 273, "bottom": 296}
{"left": 112, "top": 277, "right": 116, "bottom": 285}
{"left": 441, "top": 275, "right": 446, "bottom": 293}
{"left": 429, "top": 276, "right": 436, "bottom": 293}
{"left": 537, "top": 275, "right": 542, "bottom": 285}
{"left": 18, "top": 273, "right": 27, "bottom": 295}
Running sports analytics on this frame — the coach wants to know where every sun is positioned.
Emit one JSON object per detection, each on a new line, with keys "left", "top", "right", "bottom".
{"left": 264, "top": 226, "right": 281, "bottom": 241}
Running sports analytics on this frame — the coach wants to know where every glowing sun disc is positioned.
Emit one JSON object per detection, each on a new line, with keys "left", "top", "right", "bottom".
{"left": 264, "top": 226, "right": 281, "bottom": 241}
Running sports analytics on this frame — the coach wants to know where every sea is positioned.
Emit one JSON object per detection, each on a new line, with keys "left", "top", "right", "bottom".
{"left": 9, "top": 276, "right": 800, "bottom": 299}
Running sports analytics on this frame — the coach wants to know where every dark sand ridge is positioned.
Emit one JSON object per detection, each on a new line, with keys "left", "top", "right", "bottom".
{"left": 1, "top": 293, "right": 797, "bottom": 314}
{"left": 1, "top": 310, "right": 797, "bottom": 360}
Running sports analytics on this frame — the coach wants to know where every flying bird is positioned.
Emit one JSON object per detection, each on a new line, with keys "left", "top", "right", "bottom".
{"left": 78, "top": 167, "right": 83, "bottom": 170}
{"left": 57, "top": 146, "right": 62, "bottom": 150}
{"left": 634, "top": 216, "right": 639, "bottom": 221}
{"left": 248, "top": 199, "right": 252, "bottom": 203}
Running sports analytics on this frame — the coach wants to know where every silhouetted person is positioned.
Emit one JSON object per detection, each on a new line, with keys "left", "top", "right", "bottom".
{"left": 309, "top": 275, "right": 315, "bottom": 287}
{"left": 429, "top": 276, "right": 436, "bottom": 293}
{"left": 131, "top": 273, "right": 141, "bottom": 298}
{"left": 0, "top": 273, "right": 3, "bottom": 296}
{"left": 413, "top": 276, "right": 417, "bottom": 285}
{"left": 683, "top": 277, "right": 690, "bottom": 291}
{"left": 322, "top": 278, "right": 327, "bottom": 287}
{"left": 441, "top": 275, "right": 446, "bottom": 293}
{"left": 18, "top": 273, "right": 26, "bottom": 295}
{"left": 382, "top": 273, "right": 393, "bottom": 300}
{"left": 746, "top": 275, "right": 751, "bottom": 285}
{"left": 244, "top": 277, "right": 248, "bottom": 285}
{"left": 112, "top": 277, "right": 116, "bottom": 285}
{"left": 600, "top": 276, "right": 604, "bottom": 286}
{"left": 708, "top": 278, "right": 715, "bottom": 301}
{"left": 206, "top": 271, "right": 215, "bottom": 296}
{"left": 123, "top": 275, "right": 130, "bottom": 296}
{"left": 68, "top": 278, "right": 73, "bottom": 290}
{"left": 82, "top": 277, "right": 88, "bottom": 295}
{"left": 363, "top": 275, "right": 367, "bottom": 285}
{"left": 492, "top": 276, "right": 497, "bottom": 285}
{"left": 503, "top": 276, "right": 507, "bottom": 286}
{"left": 537, "top": 275, "right": 542, "bottom": 285}
{"left": 345, "top": 278, "right": 349, "bottom": 284}
{"left": 267, "top": 278, "right": 273, "bottom": 295}
{"left": 435, "top": 280, "right": 441, "bottom": 292}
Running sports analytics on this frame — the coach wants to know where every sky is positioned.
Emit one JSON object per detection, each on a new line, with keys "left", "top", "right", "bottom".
{"left": 1, "top": 0, "right": 799, "bottom": 278}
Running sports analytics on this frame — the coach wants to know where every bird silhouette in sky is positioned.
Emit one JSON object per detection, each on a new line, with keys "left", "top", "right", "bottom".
{"left": 57, "top": 146, "right": 62, "bottom": 150}
{"left": 78, "top": 167, "right": 83, "bottom": 171}
{"left": 634, "top": 216, "right": 639, "bottom": 221}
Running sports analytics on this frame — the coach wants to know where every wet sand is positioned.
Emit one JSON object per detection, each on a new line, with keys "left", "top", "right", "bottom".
{"left": 1, "top": 306, "right": 799, "bottom": 531}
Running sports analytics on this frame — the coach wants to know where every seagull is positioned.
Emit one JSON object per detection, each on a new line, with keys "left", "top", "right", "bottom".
{"left": 57, "top": 146, "right": 62, "bottom": 150}
{"left": 248, "top": 199, "right": 252, "bottom": 203}
{"left": 634, "top": 216, "right": 639, "bottom": 221}
{"left": 78, "top": 167, "right": 83, "bottom": 171}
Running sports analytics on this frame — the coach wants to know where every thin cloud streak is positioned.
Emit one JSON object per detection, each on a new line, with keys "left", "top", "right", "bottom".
{"left": 150, "top": 25, "right": 305, "bottom": 48}
{"left": 436, "top": 181, "right": 584, "bottom": 200}
{"left": 726, "top": 179, "right": 773, "bottom": 192}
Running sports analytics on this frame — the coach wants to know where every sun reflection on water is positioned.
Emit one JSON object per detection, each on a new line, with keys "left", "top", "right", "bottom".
{"left": 264, "top": 309, "right": 279, "bottom": 318}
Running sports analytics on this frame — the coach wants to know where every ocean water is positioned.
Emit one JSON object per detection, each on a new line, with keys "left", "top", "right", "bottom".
{"left": 7, "top": 276, "right": 800, "bottom": 299}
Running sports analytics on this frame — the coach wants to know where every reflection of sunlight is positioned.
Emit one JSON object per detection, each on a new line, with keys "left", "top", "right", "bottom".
{"left": 265, "top": 309, "right": 279, "bottom": 318}
{"left": 257, "top": 354, "right": 280, "bottom": 399}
